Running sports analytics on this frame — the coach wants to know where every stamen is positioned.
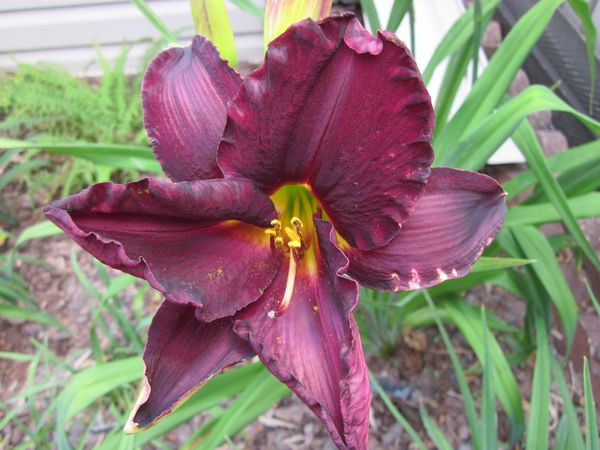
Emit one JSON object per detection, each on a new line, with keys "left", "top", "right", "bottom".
{"left": 285, "top": 226, "right": 301, "bottom": 243}
{"left": 270, "top": 219, "right": 282, "bottom": 229}
{"left": 291, "top": 217, "right": 303, "bottom": 229}
{"left": 290, "top": 218, "right": 304, "bottom": 249}
{"left": 264, "top": 229, "right": 277, "bottom": 236}
{"left": 269, "top": 250, "right": 297, "bottom": 318}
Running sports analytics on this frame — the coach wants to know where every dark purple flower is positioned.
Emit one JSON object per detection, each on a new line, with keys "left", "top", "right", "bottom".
{"left": 45, "top": 14, "right": 505, "bottom": 450}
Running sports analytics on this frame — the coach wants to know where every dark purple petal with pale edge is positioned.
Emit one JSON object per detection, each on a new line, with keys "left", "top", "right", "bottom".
{"left": 142, "top": 35, "right": 241, "bottom": 181}
{"left": 127, "top": 300, "right": 255, "bottom": 430}
{"left": 218, "top": 15, "right": 434, "bottom": 251}
{"left": 234, "top": 218, "right": 370, "bottom": 450}
{"left": 344, "top": 167, "right": 506, "bottom": 291}
{"left": 44, "top": 178, "right": 280, "bottom": 320}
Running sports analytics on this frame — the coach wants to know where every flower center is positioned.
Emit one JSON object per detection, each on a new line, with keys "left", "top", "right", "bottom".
{"left": 264, "top": 185, "right": 318, "bottom": 317}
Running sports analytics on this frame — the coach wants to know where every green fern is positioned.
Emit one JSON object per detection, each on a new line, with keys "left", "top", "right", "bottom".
{"left": 3, "top": 63, "right": 103, "bottom": 140}
{"left": 0, "top": 43, "right": 157, "bottom": 145}
{"left": 0, "top": 42, "right": 163, "bottom": 197}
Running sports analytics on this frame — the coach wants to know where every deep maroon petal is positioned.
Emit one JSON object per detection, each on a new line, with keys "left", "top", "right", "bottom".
{"left": 218, "top": 15, "right": 434, "bottom": 251}
{"left": 143, "top": 35, "right": 241, "bottom": 181}
{"left": 345, "top": 168, "right": 506, "bottom": 291}
{"left": 44, "top": 178, "right": 281, "bottom": 320}
{"left": 234, "top": 218, "right": 370, "bottom": 450}
{"left": 126, "top": 300, "right": 255, "bottom": 430}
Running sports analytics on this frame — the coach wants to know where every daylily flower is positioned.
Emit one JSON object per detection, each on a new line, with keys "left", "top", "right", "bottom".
{"left": 45, "top": 14, "right": 505, "bottom": 450}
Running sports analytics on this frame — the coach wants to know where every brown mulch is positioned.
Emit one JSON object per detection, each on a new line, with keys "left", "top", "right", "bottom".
{"left": 0, "top": 218, "right": 527, "bottom": 449}
{"left": 0, "top": 180, "right": 504, "bottom": 449}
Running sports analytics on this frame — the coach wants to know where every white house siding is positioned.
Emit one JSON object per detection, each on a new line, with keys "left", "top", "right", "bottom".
{"left": 0, "top": 0, "right": 264, "bottom": 76}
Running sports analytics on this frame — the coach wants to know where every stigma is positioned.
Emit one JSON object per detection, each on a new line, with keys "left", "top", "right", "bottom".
{"left": 264, "top": 217, "right": 305, "bottom": 317}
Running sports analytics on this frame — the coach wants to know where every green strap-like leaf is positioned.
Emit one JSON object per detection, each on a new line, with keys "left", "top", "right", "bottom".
{"left": 525, "top": 315, "right": 551, "bottom": 450}
{"left": 424, "top": 292, "right": 482, "bottom": 450}
{"left": 370, "top": 372, "right": 428, "bottom": 450}
{"left": 512, "top": 121, "right": 600, "bottom": 273}
{"left": 552, "top": 357, "right": 586, "bottom": 450}
{"left": 386, "top": 0, "right": 411, "bottom": 32}
{"left": 0, "top": 351, "right": 35, "bottom": 362}
{"left": 0, "top": 159, "right": 48, "bottom": 190}
{"left": 442, "top": 85, "right": 600, "bottom": 169}
{"left": 15, "top": 221, "right": 62, "bottom": 247}
{"left": 359, "top": 0, "right": 381, "bottom": 35}
{"left": 420, "top": 405, "right": 453, "bottom": 450}
{"left": 583, "top": 358, "right": 599, "bottom": 450}
{"left": 471, "top": 0, "right": 483, "bottom": 84}
{"left": 0, "top": 305, "right": 69, "bottom": 333}
{"left": 552, "top": 162, "right": 600, "bottom": 200}
{"left": 511, "top": 226, "right": 578, "bottom": 348}
{"left": 191, "top": 0, "right": 238, "bottom": 67}
{"left": 444, "top": 299, "right": 525, "bottom": 443}
{"left": 95, "top": 364, "right": 266, "bottom": 449}
{"left": 505, "top": 193, "right": 600, "bottom": 226}
{"left": 0, "top": 138, "right": 161, "bottom": 173}
{"left": 131, "top": 0, "right": 178, "bottom": 43}
{"left": 264, "top": 0, "right": 332, "bottom": 47}
{"left": 434, "top": 0, "right": 565, "bottom": 161}
{"left": 434, "top": 40, "right": 473, "bottom": 136}
{"left": 230, "top": 0, "right": 264, "bottom": 18}
{"left": 55, "top": 358, "right": 143, "bottom": 449}
{"left": 481, "top": 307, "right": 498, "bottom": 450}
{"left": 195, "top": 368, "right": 289, "bottom": 450}
{"left": 423, "top": 0, "right": 502, "bottom": 84}
{"left": 432, "top": 2, "right": 497, "bottom": 136}
{"left": 471, "top": 256, "right": 535, "bottom": 272}
{"left": 503, "top": 139, "right": 600, "bottom": 200}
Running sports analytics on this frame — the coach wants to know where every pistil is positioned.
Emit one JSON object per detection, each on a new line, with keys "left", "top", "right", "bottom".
{"left": 268, "top": 247, "right": 297, "bottom": 318}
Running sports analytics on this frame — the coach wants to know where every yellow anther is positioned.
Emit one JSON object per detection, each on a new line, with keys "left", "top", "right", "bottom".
{"left": 274, "top": 237, "right": 284, "bottom": 246}
{"left": 288, "top": 240, "right": 301, "bottom": 248}
{"left": 285, "top": 226, "right": 301, "bottom": 242}
{"left": 270, "top": 219, "right": 282, "bottom": 229}
{"left": 291, "top": 217, "right": 303, "bottom": 229}
{"left": 264, "top": 229, "right": 277, "bottom": 236}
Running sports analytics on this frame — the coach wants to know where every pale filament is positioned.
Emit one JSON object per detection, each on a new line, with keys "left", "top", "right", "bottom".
{"left": 270, "top": 250, "right": 297, "bottom": 318}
